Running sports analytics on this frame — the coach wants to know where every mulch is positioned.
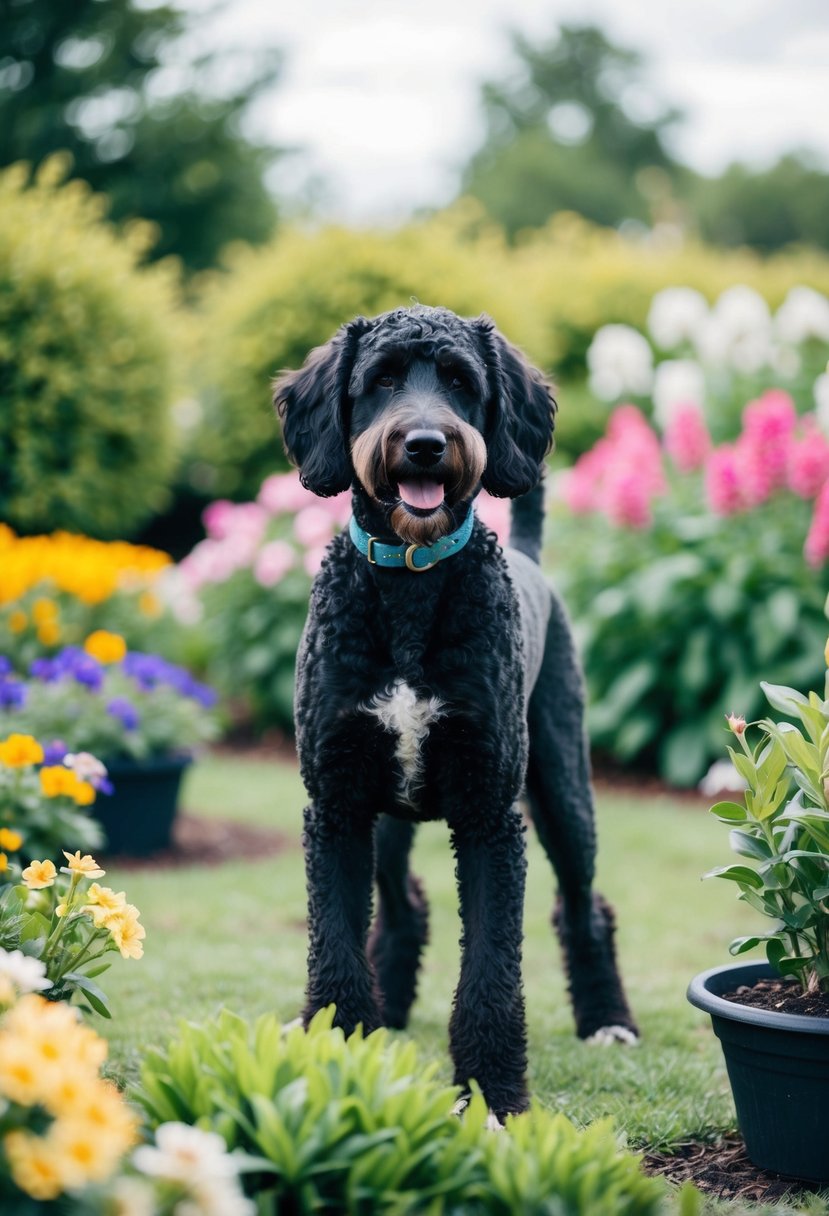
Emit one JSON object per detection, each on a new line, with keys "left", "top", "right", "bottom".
{"left": 99, "top": 812, "right": 290, "bottom": 871}
{"left": 723, "top": 979, "right": 829, "bottom": 1019}
{"left": 642, "top": 1135, "right": 827, "bottom": 1202}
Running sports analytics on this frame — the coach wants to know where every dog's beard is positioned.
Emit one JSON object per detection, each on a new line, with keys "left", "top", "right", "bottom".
{"left": 351, "top": 408, "right": 486, "bottom": 546}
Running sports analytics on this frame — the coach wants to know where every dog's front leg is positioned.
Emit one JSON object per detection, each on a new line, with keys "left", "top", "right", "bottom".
{"left": 302, "top": 803, "right": 381, "bottom": 1035}
{"left": 449, "top": 807, "right": 529, "bottom": 1121}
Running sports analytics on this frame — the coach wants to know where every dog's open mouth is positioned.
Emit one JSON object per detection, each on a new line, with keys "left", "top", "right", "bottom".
{"left": 396, "top": 478, "right": 445, "bottom": 514}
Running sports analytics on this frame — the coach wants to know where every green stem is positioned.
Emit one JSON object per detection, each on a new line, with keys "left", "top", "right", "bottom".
{"left": 52, "top": 936, "right": 109, "bottom": 985}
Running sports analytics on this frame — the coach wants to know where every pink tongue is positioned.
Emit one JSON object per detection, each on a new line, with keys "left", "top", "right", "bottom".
{"left": 397, "top": 479, "right": 445, "bottom": 510}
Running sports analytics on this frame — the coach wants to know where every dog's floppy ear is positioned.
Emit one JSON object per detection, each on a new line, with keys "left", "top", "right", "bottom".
{"left": 474, "top": 315, "right": 557, "bottom": 498}
{"left": 273, "top": 317, "right": 373, "bottom": 497}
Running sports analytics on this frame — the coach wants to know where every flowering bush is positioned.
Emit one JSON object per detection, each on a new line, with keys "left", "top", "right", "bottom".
{"left": 554, "top": 395, "right": 829, "bottom": 785}
{"left": 171, "top": 472, "right": 510, "bottom": 732}
{"left": 706, "top": 656, "right": 829, "bottom": 994}
{"left": 585, "top": 283, "right": 829, "bottom": 443}
{"left": 136, "top": 1006, "right": 672, "bottom": 1215}
{"left": 0, "top": 525, "right": 177, "bottom": 672}
{"left": 3, "top": 633, "right": 218, "bottom": 763}
{"left": 0, "top": 733, "right": 104, "bottom": 863}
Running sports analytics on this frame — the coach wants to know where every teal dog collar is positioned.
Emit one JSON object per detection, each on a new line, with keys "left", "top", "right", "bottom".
{"left": 348, "top": 510, "right": 474, "bottom": 572}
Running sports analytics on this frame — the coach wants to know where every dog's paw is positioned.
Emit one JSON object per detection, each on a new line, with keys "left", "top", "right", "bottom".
{"left": 451, "top": 1095, "right": 469, "bottom": 1117}
{"left": 585, "top": 1024, "right": 639, "bottom": 1047}
{"left": 485, "top": 1111, "right": 504, "bottom": 1132}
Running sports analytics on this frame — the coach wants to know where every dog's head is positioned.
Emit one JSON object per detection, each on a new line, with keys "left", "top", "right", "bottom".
{"left": 273, "top": 305, "right": 556, "bottom": 545}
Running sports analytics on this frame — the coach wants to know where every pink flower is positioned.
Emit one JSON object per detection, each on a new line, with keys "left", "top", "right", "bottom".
{"left": 475, "top": 491, "right": 511, "bottom": 543}
{"left": 558, "top": 405, "right": 665, "bottom": 530}
{"left": 604, "top": 470, "right": 653, "bottom": 529}
{"left": 738, "top": 389, "right": 798, "bottom": 501}
{"left": 705, "top": 445, "right": 743, "bottom": 515}
{"left": 787, "top": 417, "right": 829, "bottom": 499}
{"left": 202, "top": 500, "right": 237, "bottom": 540}
{"left": 254, "top": 540, "right": 295, "bottom": 588}
{"left": 293, "top": 506, "right": 336, "bottom": 549}
{"left": 664, "top": 403, "right": 711, "bottom": 472}
{"left": 304, "top": 546, "right": 327, "bottom": 577}
{"left": 805, "top": 481, "right": 829, "bottom": 567}
{"left": 258, "top": 472, "right": 317, "bottom": 516}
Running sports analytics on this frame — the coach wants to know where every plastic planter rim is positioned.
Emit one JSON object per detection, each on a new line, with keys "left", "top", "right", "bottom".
{"left": 687, "top": 959, "right": 829, "bottom": 1035}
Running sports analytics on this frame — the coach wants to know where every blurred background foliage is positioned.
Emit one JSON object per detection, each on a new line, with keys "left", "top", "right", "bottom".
{"left": 2, "top": 1, "right": 829, "bottom": 781}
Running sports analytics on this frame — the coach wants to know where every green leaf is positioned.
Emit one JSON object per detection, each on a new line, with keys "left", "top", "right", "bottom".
{"left": 703, "top": 864, "right": 762, "bottom": 889}
{"left": 728, "top": 936, "right": 764, "bottom": 955}
{"left": 63, "top": 972, "right": 112, "bottom": 1019}
{"left": 709, "top": 800, "right": 747, "bottom": 823}
{"left": 728, "top": 829, "right": 771, "bottom": 861}
{"left": 761, "top": 682, "right": 809, "bottom": 715}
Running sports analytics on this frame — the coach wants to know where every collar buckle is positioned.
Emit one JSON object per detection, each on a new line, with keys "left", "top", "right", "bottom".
{"left": 404, "top": 543, "right": 438, "bottom": 572}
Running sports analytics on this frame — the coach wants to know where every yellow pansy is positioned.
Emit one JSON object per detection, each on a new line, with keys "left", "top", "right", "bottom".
{"left": 8, "top": 609, "right": 28, "bottom": 633}
{"left": 62, "top": 851, "right": 105, "bottom": 879}
{"left": 83, "top": 630, "right": 127, "bottom": 664}
{"left": 0, "top": 734, "right": 44, "bottom": 768}
{"left": 39, "top": 766, "right": 75, "bottom": 799}
{"left": 0, "top": 827, "right": 23, "bottom": 851}
{"left": 21, "top": 859, "right": 57, "bottom": 890}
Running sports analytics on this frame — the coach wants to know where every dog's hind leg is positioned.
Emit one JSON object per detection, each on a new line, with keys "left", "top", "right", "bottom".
{"left": 525, "top": 595, "right": 638, "bottom": 1043}
{"left": 368, "top": 816, "right": 429, "bottom": 1029}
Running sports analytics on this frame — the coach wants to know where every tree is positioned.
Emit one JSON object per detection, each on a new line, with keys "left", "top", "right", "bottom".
{"left": 0, "top": 0, "right": 283, "bottom": 269}
{"left": 459, "top": 24, "right": 682, "bottom": 238}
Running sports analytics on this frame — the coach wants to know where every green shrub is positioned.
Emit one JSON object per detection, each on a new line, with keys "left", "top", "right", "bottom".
{"left": 135, "top": 1006, "right": 677, "bottom": 1215}
{"left": 186, "top": 210, "right": 532, "bottom": 501}
{"left": 0, "top": 158, "right": 178, "bottom": 538}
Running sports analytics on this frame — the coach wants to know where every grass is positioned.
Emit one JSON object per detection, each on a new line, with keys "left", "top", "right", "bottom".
{"left": 97, "top": 752, "right": 819, "bottom": 1212}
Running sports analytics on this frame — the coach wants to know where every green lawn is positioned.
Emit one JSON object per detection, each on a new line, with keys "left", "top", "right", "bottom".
{"left": 97, "top": 753, "right": 819, "bottom": 1212}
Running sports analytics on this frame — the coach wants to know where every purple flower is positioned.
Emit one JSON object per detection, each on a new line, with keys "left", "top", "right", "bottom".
{"left": 0, "top": 679, "right": 26, "bottom": 709}
{"left": 42, "top": 740, "right": 68, "bottom": 766}
{"left": 0, "top": 657, "right": 11, "bottom": 677}
{"left": 30, "top": 658, "right": 61, "bottom": 682}
{"left": 106, "top": 697, "right": 140, "bottom": 731}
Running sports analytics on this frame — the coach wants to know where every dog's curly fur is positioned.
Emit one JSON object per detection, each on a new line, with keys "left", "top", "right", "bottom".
{"left": 274, "top": 305, "right": 637, "bottom": 1120}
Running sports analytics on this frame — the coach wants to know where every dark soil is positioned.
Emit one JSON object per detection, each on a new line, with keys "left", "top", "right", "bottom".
{"left": 724, "top": 978, "right": 829, "bottom": 1019}
{"left": 100, "top": 812, "right": 290, "bottom": 871}
{"left": 643, "top": 1135, "right": 827, "bottom": 1202}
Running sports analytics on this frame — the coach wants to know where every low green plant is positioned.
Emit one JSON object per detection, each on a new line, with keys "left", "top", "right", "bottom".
{"left": 135, "top": 1006, "right": 680, "bottom": 1215}
{"left": 706, "top": 657, "right": 829, "bottom": 993}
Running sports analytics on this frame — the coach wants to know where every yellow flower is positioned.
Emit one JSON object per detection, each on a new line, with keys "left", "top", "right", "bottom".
{"left": 139, "top": 590, "right": 161, "bottom": 618}
{"left": 49, "top": 1113, "right": 130, "bottom": 1186}
{"left": 0, "top": 734, "right": 44, "bottom": 767}
{"left": 3, "top": 1130, "right": 65, "bottom": 1201}
{"left": 8, "top": 609, "right": 28, "bottom": 633}
{"left": 83, "top": 883, "right": 127, "bottom": 927}
{"left": 0, "top": 1036, "right": 46, "bottom": 1105}
{"left": 21, "top": 859, "right": 57, "bottom": 889}
{"left": 0, "top": 853, "right": 7, "bottom": 874}
{"left": 83, "top": 630, "right": 127, "bottom": 664}
{"left": 0, "top": 827, "right": 23, "bottom": 851}
{"left": 62, "top": 851, "right": 105, "bottom": 879}
{"left": 40, "top": 765, "right": 75, "bottom": 798}
{"left": 32, "top": 597, "right": 58, "bottom": 624}
{"left": 36, "top": 619, "right": 61, "bottom": 646}
{"left": 108, "top": 905, "right": 145, "bottom": 960}
{"left": 71, "top": 779, "right": 96, "bottom": 807}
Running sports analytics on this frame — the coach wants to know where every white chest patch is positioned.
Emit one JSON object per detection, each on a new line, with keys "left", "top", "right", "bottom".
{"left": 361, "top": 680, "right": 444, "bottom": 805}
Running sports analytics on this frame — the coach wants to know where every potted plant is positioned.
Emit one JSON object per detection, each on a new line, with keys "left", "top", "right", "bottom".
{"left": 0, "top": 634, "right": 218, "bottom": 855}
{"left": 687, "top": 645, "right": 829, "bottom": 1183}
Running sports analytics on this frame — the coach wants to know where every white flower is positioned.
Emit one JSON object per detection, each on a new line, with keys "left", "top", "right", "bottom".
{"left": 651, "top": 360, "right": 707, "bottom": 428}
{"left": 775, "top": 286, "right": 829, "bottom": 346}
{"left": 175, "top": 1181, "right": 256, "bottom": 1216}
{"left": 815, "top": 370, "right": 829, "bottom": 436}
{"left": 647, "top": 287, "right": 708, "bottom": 350}
{"left": 586, "top": 324, "right": 654, "bottom": 401}
{"left": 133, "top": 1123, "right": 238, "bottom": 1186}
{"left": 697, "top": 286, "right": 773, "bottom": 372}
{"left": 108, "top": 1176, "right": 157, "bottom": 1216}
{"left": 63, "top": 752, "right": 108, "bottom": 784}
{"left": 0, "top": 948, "right": 52, "bottom": 995}
{"left": 698, "top": 759, "right": 747, "bottom": 798}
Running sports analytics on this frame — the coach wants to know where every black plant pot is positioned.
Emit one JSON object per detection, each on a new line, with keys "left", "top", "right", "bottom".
{"left": 95, "top": 753, "right": 192, "bottom": 856}
{"left": 688, "top": 960, "right": 829, "bottom": 1183}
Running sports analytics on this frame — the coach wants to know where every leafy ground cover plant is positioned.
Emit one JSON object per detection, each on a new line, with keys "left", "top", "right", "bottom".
{"left": 135, "top": 1006, "right": 683, "bottom": 1215}
{"left": 171, "top": 472, "right": 510, "bottom": 733}
{"left": 706, "top": 645, "right": 829, "bottom": 993}
{"left": 554, "top": 394, "right": 829, "bottom": 785}
{"left": 3, "top": 633, "right": 217, "bottom": 762}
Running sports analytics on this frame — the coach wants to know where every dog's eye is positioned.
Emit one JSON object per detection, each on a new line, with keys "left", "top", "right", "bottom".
{"left": 374, "top": 374, "right": 395, "bottom": 389}
{"left": 448, "top": 374, "right": 467, "bottom": 391}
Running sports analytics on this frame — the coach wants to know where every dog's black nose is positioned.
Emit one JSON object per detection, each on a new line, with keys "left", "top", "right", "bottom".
{"left": 404, "top": 430, "right": 446, "bottom": 466}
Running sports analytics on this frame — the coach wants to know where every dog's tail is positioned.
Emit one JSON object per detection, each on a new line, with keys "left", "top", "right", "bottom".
{"left": 508, "top": 480, "right": 545, "bottom": 564}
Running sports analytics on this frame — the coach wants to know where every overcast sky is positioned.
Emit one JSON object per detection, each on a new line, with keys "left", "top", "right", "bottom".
{"left": 178, "top": 0, "right": 829, "bottom": 221}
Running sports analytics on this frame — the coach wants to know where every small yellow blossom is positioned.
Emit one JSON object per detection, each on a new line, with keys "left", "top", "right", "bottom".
{"left": 62, "top": 851, "right": 105, "bottom": 879}
{"left": 0, "top": 827, "right": 23, "bottom": 851}
{"left": 71, "top": 779, "right": 96, "bottom": 807}
{"left": 0, "top": 734, "right": 44, "bottom": 767}
{"left": 0, "top": 853, "right": 7, "bottom": 874}
{"left": 32, "top": 597, "right": 58, "bottom": 624}
{"left": 83, "top": 884, "right": 127, "bottom": 927}
{"left": 21, "top": 859, "right": 57, "bottom": 889}
{"left": 8, "top": 609, "right": 28, "bottom": 633}
{"left": 0, "top": 1036, "right": 46, "bottom": 1105}
{"left": 3, "top": 1130, "right": 65, "bottom": 1201}
{"left": 83, "top": 630, "right": 127, "bottom": 664}
{"left": 108, "top": 905, "right": 145, "bottom": 960}
{"left": 40, "top": 765, "right": 75, "bottom": 798}
{"left": 36, "top": 620, "right": 61, "bottom": 646}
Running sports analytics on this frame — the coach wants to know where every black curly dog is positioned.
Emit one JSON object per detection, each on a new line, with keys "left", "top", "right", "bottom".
{"left": 274, "top": 305, "right": 637, "bottom": 1121}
